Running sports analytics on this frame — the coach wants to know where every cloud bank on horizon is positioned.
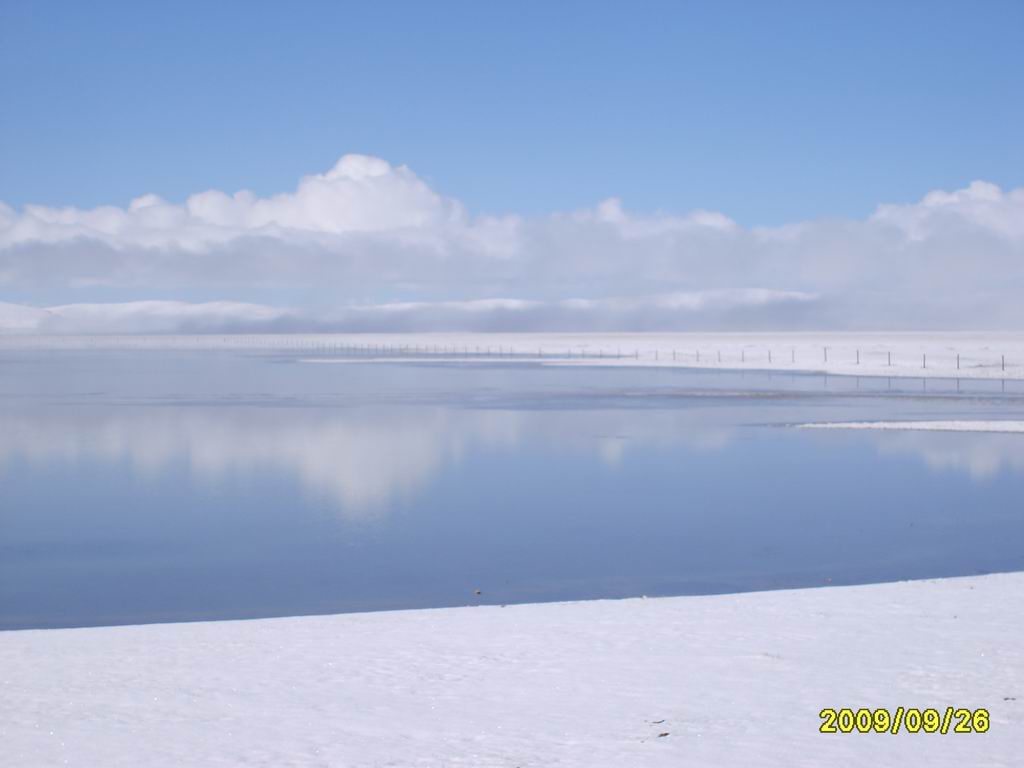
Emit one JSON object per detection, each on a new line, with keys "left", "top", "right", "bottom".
{"left": 1, "top": 154, "right": 1022, "bottom": 333}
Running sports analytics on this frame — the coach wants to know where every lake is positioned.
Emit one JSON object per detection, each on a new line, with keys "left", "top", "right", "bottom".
{"left": 2, "top": 348, "right": 1023, "bottom": 629}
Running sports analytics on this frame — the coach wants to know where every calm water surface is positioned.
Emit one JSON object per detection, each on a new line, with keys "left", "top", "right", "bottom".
{"left": 2, "top": 349, "right": 1023, "bottom": 629}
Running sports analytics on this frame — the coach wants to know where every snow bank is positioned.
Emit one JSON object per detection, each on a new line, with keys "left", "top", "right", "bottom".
{"left": 801, "top": 421, "right": 1024, "bottom": 433}
{"left": 3, "top": 331, "right": 1024, "bottom": 381}
{"left": 2, "top": 573, "right": 1021, "bottom": 767}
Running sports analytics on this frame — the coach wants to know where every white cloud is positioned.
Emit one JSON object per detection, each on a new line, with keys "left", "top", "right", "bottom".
{"left": 0, "top": 291, "right": 818, "bottom": 334}
{"left": 47, "top": 300, "right": 294, "bottom": 334}
{"left": 1, "top": 154, "right": 1022, "bottom": 331}
{"left": 871, "top": 181, "right": 1024, "bottom": 241}
{"left": 1, "top": 155, "right": 464, "bottom": 250}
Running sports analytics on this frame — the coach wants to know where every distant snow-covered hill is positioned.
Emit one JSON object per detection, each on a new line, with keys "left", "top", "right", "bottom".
{"left": 0, "top": 301, "right": 51, "bottom": 332}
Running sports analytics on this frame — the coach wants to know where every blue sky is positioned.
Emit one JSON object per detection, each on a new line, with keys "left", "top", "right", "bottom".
{"left": 2, "top": 0, "right": 1022, "bottom": 226}
{"left": 2, "top": 1, "right": 1023, "bottom": 332}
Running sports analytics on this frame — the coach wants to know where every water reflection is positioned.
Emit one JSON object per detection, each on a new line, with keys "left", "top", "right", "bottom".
{"left": 0, "top": 405, "right": 738, "bottom": 517}
{"left": 875, "top": 431, "right": 1024, "bottom": 480}
{"left": 2, "top": 352, "right": 1024, "bottom": 629}
{"left": 3, "top": 403, "right": 1024, "bottom": 523}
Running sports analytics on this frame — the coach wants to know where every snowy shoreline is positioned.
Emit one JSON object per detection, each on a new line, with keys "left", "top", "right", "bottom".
{"left": 2, "top": 572, "right": 1021, "bottom": 767}
{"left": 800, "top": 420, "right": 1024, "bottom": 433}
{"left": 4, "top": 331, "right": 1024, "bottom": 381}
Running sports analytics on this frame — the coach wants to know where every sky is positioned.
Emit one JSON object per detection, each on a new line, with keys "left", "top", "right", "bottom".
{"left": 1, "top": 0, "right": 1023, "bottom": 332}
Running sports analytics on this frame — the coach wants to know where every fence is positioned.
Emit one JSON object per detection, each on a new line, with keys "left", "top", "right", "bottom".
{"left": 0, "top": 335, "right": 1020, "bottom": 380}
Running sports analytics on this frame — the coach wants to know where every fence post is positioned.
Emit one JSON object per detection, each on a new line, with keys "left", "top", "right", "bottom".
{"left": 856, "top": 349, "right": 859, "bottom": 365}
{"left": 923, "top": 353, "right": 927, "bottom": 369}
{"left": 824, "top": 347, "right": 828, "bottom": 363}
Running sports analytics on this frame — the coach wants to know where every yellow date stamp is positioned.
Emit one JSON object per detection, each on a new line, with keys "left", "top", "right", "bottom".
{"left": 819, "top": 707, "right": 989, "bottom": 734}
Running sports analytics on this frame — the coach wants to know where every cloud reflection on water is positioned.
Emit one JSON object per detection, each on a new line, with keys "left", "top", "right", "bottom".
{"left": 0, "top": 405, "right": 734, "bottom": 518}
{"left": 875, "top": 431, "right": 1024, "bottom": 481}
{"left": 4, "top": 403, "right": 1022, "bottom": 521}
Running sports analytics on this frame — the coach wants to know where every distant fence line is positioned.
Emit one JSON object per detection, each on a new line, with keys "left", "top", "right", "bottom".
{"left": 0, "top": 335, "right": 1018, "bottom": 374}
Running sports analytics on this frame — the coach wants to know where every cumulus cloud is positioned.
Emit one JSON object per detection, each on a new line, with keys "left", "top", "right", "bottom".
{"left": 871, "top": 181, "right": 1024, "bottom": 241}
{"left": 0, "top": 155, "right": 463, "bottom": 249}
{"left": 1, "top": 154, "right": 1022, "bottom": 332}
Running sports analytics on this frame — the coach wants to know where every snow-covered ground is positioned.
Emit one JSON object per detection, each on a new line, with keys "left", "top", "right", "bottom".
{"left": 1, "top": 573, "right": 1021, "bottom": 767}
{"left": 801, "top": 420, "right": 1024, "bottom": 433}
{"left": 3, "top": 331, "right": 1024, "bottom": 381}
